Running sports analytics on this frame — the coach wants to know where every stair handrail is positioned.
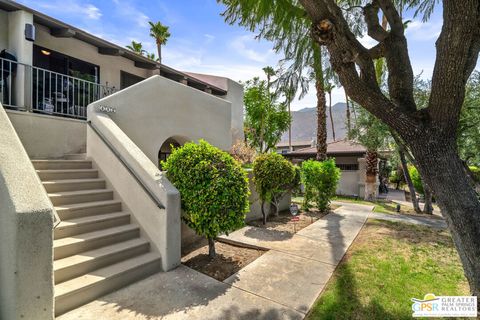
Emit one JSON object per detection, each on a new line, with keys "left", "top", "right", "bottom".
{"left": 87, "top": 119, "right": 165, "bottom": 209}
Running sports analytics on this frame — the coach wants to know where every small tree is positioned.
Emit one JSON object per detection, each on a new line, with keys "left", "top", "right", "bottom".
{"left": 163, "top": 140, "right": 249, "bottom": 258}
{"left": 253, "top": 153, "right": 298, "bottom": 224}
{"left": 244, "top": 77, "right": 291, "bottom": 153}
{"left": 301, "top": 159, "right": 340, "bottom": 212}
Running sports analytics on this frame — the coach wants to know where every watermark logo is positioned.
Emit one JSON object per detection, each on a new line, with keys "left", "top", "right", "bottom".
{"left": 411, "top": 293, "right": 477, "bottom": 317}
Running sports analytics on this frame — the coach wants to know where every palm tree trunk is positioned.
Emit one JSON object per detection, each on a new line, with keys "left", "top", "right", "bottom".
{"left": 313, "top": 42, "right": 327, "bottom": 161}
{"left": 316, "top": 78, "right": 327, "bottom": 161}
{"left": 288, "top": 101, "right": 292, "bottom": 152}
{"left": 328, "top": 91, "right": 335, "bottom": 141}
{"left": 157, "top": 43, "right": 162, "bottom": 65}
{"left": 365, "top": 150, "right": 378, "bottom": 200}
{"left": 345, "top": 89, "right": 351, "bottom": 136}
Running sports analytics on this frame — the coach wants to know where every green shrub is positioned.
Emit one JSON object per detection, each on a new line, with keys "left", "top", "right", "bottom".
{"left": 301, "top": 159, "right": 341, "bottom": 212}
{"left": 253, "top": 153, "right": 299, "bottom": 224}
{"left": 470, "top": 166, "right": 480, "bottom": 183}
{"left": 408, "top": 166, "right": 424, "bottom": 194}
{"left": 163, "top": 140, "right": 249, "bottom": 258}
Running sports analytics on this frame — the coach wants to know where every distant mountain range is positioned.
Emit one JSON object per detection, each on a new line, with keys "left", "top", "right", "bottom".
{"left": 280, "top": 102, "right": 349, "bottom": 143}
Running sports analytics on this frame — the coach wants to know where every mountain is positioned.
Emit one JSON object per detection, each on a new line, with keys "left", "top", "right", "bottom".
{"left": 280, "top": 102, "right": 349, "bottom": 143}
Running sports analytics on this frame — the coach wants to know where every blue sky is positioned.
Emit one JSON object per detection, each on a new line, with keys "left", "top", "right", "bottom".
{"left": 17, "top": 0, "right": 478, "bottom": 110}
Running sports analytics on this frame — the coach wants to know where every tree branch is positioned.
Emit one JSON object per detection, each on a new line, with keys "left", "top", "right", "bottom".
{"left": 377, "top": 0, "right": 404, "bottom": 35}
{"left": 428, "top": 0, "right": 480, "bottom": 130}
{"left": 300, "top": 0, "right": 420, "bottom": 136}
{"left": 363, "top": 2, "right": 389, "bottom": 41}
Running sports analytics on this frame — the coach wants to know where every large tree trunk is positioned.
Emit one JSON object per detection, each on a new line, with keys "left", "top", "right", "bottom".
{"left": 409, "top": 135, "right": 480, "bottom": 297}
{"left": 399, "top": 150, "right": 421, "bottom": 213}
{"left": 298, "top": 0, "right": 480, "bottom": 296}
{"left": 328, "top": 91, "right": 336, "bottom": 141}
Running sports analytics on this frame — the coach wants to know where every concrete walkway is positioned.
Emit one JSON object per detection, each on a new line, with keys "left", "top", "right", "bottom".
{"left": 58, "top": 204, "right": 373, "bottom": 320}
{"left": 369, "top": 212, "right": 447, "bottom": 229}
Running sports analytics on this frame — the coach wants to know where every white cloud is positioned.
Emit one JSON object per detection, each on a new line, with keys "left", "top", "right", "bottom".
{"left": 406, "top": 20, "right": 442, "bottom": 41}
{"left": 230, "top": 35, "right": 274, "bottom": 63}
{"left": 204, "top": 34, "right": 215, "bottom": 44}
{"left": 111, "top": 0, "right": 150, "bottom": 28}
{"left": 28, "top": 0, "right": 102, "bottom": 20}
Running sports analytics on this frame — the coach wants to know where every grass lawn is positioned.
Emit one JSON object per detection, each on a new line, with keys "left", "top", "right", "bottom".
{"left": 372, "top": 202, "right": 417, "bottom": 215}
{"left": 307, "top": 219, "right": 470, "bottom": 320}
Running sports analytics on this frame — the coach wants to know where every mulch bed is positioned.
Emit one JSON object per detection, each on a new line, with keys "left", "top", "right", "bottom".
{"left": 181, "top": 241, "right": 265, "bottom": 281}
{"left": 247, "top": 207, "right": 334, "bottom": 234}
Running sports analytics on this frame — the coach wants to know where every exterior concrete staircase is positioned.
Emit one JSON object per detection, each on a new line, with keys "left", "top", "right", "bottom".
{"left": 32, "top": 156, "right": 161, "bottom": 316}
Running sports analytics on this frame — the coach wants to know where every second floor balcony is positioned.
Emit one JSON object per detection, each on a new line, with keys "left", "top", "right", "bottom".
{"left": 1, "top": 56, "right": 116, "bottom": 120}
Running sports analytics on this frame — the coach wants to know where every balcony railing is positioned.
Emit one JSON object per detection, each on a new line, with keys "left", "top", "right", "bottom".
{"left": 1, "top": 57, "right": 116, "bottom": 120}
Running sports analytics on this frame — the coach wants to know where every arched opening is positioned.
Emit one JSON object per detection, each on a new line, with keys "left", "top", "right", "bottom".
{"left": 158, "top": 136, "right": 190, "bottom": 169}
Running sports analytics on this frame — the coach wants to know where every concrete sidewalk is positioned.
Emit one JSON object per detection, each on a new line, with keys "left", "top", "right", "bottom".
{"left": 58, "top": 204, "right": 372, "bottom": 320}
{"left": 218, "top": 203, "right": 372, "bottom": 314}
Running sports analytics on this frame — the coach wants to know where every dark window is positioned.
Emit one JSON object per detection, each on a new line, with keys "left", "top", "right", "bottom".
{"left": 336, "top": 163, "right": 359, "bottom": 171}
{"left": 120, "top": 71, "right": 145, "bottom": 89}
{"left": 33, "top": 45, "right": 99, "bottom": 82}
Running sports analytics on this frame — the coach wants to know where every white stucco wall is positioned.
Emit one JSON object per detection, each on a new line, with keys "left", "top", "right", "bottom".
{"left": 0, "top": 105, "right": 54, "bottom": 320}
{"left": 34, "top": 24, "right": 152, "bottom": 90}
{"left": 7, "top": 110, "right": 86, "bottom": 158}
{"left": 87, "top": 113, "right": 181, "bottom": 271}
{"left": 89, "top": 75, "right": 232, "bottom": 164}
{"left": 0, "top": 10, "right": 8, "bottom": 51}
{"left": 224, "top": 79, "right": 245, "bottom": 143}
{"left": 336, "top": 171, "right": 360, "bottom": 196}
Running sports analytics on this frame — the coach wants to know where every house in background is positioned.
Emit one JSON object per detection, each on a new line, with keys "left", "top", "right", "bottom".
{"left": 284, "top": 140, "right": 389, "bottom": 198}
{"left": 0, "top": 1, "right": 245, "bottom": 319}
{"left": 276, "top": 139, "right": 315, "bottom": 154}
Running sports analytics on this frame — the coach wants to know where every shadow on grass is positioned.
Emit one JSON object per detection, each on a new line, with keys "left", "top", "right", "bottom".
{"left": 307, "top": 263, "right": 409, "bottom": 320}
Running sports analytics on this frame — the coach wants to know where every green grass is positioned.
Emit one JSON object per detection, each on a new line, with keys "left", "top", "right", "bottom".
{"left": 307, "top": 219, "right": 469, "bottom": 320}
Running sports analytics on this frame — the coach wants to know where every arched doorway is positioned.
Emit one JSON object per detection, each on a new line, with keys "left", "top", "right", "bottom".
{"left": 158, "top": 136, "right": 190, "bottom": 169}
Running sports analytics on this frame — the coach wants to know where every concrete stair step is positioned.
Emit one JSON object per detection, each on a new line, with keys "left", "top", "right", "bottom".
{"left": 43, "top": 178, "right": 106, "bottom": 193}
{"left": 64, "top": 153, "right": 87, "bottom": 160}
{"left": 54, "top": 212, "right": 131, "bottom": 240}
{"left": 32, "top": 160, "right": 92, "bottom": 170}
{"left": 48, "top": 189, "right": 113, "bottom": 206}
{"left": 54, "top": 224, "right": 140, "bottom": 260}
{"left": 37, "top": 169, "right": 98, "bottom": 180}
{"left": 54, "top": 238, "right": 150, "bottom": 284}
{"left": 55, "top": 252, "right": 161, "bottom": 316}
{"left": 55, "top": 200, "right": 122, "bottom": 220}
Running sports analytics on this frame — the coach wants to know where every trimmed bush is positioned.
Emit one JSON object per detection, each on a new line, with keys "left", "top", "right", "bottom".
{"left": 253, "top": 153, "right": 299, "bottom": 224}
{"left": 163, "top": 140, "right": 249, "bottom": 258}
{"left": 301, "top": 159, "right": 341, "bottom": 212}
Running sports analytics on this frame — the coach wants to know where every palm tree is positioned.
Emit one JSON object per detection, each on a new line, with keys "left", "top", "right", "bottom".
{"left": 146, "top": 52, "right": 159, "bottom": 62}
{"left": 281, "top": 85, "right": 296, "bottom": 152}
{"left": 148, "top": 21, "right": 170, "bottom": 65}
{"left": 126, "top": 40, "right": 145, "bottom": 55}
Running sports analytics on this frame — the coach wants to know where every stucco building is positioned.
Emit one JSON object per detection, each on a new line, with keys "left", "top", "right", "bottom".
{"left": 0, "top": 1, "right": 245, "bottom": 318}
